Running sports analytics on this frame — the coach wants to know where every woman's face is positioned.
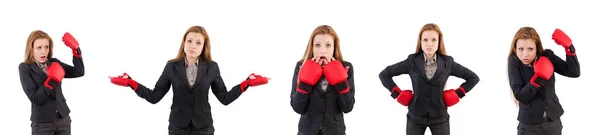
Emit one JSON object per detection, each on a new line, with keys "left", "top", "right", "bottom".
{"left": 312, "top": 34, "right": 335, "bottom": 61}
{"left": 184, "top": 32, "right": 205, "bottom": 58}
{"left": 515, "top": 38, "right": 537, "bottom": 65}
{"left": 421, "top": 30, "right": 439, "bottom": 56}
{"left": 32, "top": 38, "right": 50, "bottom": 64}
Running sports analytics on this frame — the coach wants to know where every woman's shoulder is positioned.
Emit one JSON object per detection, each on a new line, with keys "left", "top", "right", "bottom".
{"left": 340, "top": 60, "right": 353, "bottom": 68}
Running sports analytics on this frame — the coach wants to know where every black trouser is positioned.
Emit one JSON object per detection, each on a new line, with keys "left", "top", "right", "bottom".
{"left": 31, "top": 113, "right": 71, "bottom": 135}
{"left": 169, "top": 123, "right": 215, "bottom": 135}
{"left": 406, "top": 120, "right": 450, "bottom": 135}
{"left": 518, "top": 118, "right": 562, "bottom": 135}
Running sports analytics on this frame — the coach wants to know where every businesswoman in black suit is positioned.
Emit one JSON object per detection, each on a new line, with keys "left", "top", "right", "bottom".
{"left": 19, "top": 30, "right": 85, "bottom": 135}
{"left": 379, "top": 23, "right": 479, "bottom": 135}
{"left": 291, "top": 25, "right": 355, "bottom": 135}
{"left": 507, "top": 27, "right": 580, "bottom": 135}
{"left": 109, "top": 26, "right": 269, "bottom": 135}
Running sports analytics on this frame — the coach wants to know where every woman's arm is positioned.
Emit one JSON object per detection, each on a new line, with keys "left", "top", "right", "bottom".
{"left": 544, "top": 49, "right": 580, "bottom": 77}
{"left": 336, "top": 62, "right": 355, "bottom": 113}
{"left": 133, "top": 62, "right": 173, "bottom": 104}
{"left": 379, "top": 56, "right": 412, "bottom": 98}
{"left": 290, "top": 62, "right": 309, "bottom": 114}
{"left": 19, "top": 63, "right": 54, "bottom": 106}
{"left": 508, "top": 56, "right": 539, "bottom": 104}
{"left": 210, "top": 62, "right": 245, "bottom": 106}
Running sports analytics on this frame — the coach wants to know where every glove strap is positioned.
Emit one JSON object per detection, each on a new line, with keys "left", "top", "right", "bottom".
{"left": 240, "top": 80, "right": 250, "bottom": 93}
{"left": 297, "top": 81, "right": 313, "bottom": 94}
{"left": 44, "top": 78, "right": 54, "bottom": 90}
{"left": 72, "top": 48, "right": 82, "bottom": 57}
{"left": 391, "top": 86, "right": 401, "bottom": 99}
{"left": 565, "top": 45, "right": 576, "bottom": 56}
{"left": 456, "top": 87, "right": 466, "bottom": 98}
{"left": 128, "top": 79, "right": 139, "bottom": 91}
{"left": 530, "top": 74, "right": 542, "bottom": 88}
{"left": 334, "top": 80, "right": 350, "bottom": 94}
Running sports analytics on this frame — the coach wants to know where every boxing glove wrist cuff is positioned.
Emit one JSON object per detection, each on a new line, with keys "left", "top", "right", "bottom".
{"left": 333, "top": 81, "right": 350, "bottom": 94}
{"left": 128, "top": 79, "right": 139, "bottom": 91}
{"left": 391, "top": 86, "right": 401, "bottom": 99}
{"left": 456, "top": 87, "right": 466, "bottom": 98}
{"left": 239, "top": 80, "right": 250, "bottom": 93}
{"left": 72, "top": 48, "right": 82, "bottom": 57}
{"left": 530, "top": 76, "right": 546, "bottom": 88}
{"left": 44, "top": 78, "right": 60, "bottom": 90}
{"left": 297, "top": 81, "right": 313, "bottom": 94}
{"left": 565, "top": 44, "right": 576, "bottom": 56}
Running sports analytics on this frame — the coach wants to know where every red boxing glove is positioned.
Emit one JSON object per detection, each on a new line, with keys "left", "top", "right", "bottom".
{"left": 62, "top": 32, "right": 81, "bottom": 57}
{"left": 443, "top": 90, "right": 459, "bottom": 107}
{"left": 530, "top": 56, "right": 554, "bottom": 88}
{"left": 392, "top": 86, "right": 413, "bottom": 106}
{"left": 110, "top": 72, "right": 139, "bottom": 91}
{"left": 240, "top": 73, "right": 270, "bottom": 92}
{"left": 296, "top": 60, "right": 323, "bottom": 94}
{"left": 323, "top": 60, "right": 350, "bottom": 94}
{"left": 323, "top": 60, "right": 348, "bottom": 85}
{"left": 44, "top": 62, "right": 65, "bottom": 90}
{"left": 552, "top": 28, "right": 575, "bottom": 56}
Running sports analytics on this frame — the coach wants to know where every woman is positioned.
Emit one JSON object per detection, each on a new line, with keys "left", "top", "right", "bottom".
{"left": 378, "top": 23, "right": 479, "bottom": 135}
{"left": 290, "top": 25, "right": 355, "bottom": 135}
{"left": 19, "top": 30, "right": 85, "bottom": 135}
{"left": 109, "top": 26, "right": 269, "bottom": 135}
{"left": 507, "top": 27, "right": 580, "bottom": 135}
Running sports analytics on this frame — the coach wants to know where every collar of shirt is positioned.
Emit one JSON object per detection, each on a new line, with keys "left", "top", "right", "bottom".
{"left": 184, "top": 59, "right": 199, "bottom": 68}
{"left": 423, "top": 53, "right": 437, "bottom": 63}
{"left": 35, "top": 61, "right": 47, "bottom": 68}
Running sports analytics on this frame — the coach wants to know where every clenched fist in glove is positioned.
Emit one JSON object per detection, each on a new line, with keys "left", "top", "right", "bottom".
{"left": 391, "top": 86, "right": 413, "bottom": 106}
{"left": 552, "top": 28, "right": 576, "bottom": 56}
{"left": 443, "top": 87, "right": 466, "bottom": 107}
{"left": 62, "top": 32, "right": 82, "bottom": 57}
{"left": 240, "top": 73, "right": 270, "bottom": 92}
{"left": 44, "top": 62, "right": 65, "bottom": 90}
{"left": 323, "top": 59, "right": 350, "bottom": 94}
{"left": 296, "top": 60, "right": 323, "bottom": 94}
{"left": 109, "top": 73, "right": 139, "bottom": 91}
{"left": 530, "top": 56, "right": 554, "bottom": 88}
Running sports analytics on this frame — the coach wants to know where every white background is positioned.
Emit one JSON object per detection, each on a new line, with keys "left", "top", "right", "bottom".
{"left": 0, "top": 0, "right": 597, "bottom": 134}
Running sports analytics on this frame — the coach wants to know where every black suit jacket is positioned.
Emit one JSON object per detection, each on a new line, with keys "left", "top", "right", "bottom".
{"left": 508, "top": 49, "right": 580, "bottom": 124}
{"left": 19, "top": 57, "right": 85, "bottom": 122}
{"left": 134, "top": 60, "right": 247, "bottom": 129}
{"left": 379, "top": 53, "right": 479, "bottom": 124}
{"left": 290, "top": 61, "right": 355, "bottom": 135}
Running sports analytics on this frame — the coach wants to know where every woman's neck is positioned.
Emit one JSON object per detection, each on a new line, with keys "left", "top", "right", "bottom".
{"left": 186, "top": 56, "right": 198, "bottom": 65}
{"left": 425, "top": 53, "right": 435, "bottom": 61}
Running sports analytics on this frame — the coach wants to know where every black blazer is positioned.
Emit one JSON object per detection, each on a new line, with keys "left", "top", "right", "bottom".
{"left": 290, "top": 61, "right": 355, "bottom": 135}
{"left": 508, "top": 49, "right": 580, "bottom": 124}
{"left": 379, "top": 53, "right": 479, "bottom": 124}
{"left": 134, "top": 60, "right": 246, "bottom": 129}
{"left": 19, "top": 57, "right": 85, "bottom": 122}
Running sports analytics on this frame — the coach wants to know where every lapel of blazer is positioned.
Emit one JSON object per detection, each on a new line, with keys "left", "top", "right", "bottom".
{"left": 174, "top": 61, "right": 192, "bottom": 89}
{"left": 191, "top": 61, "right": 207, "bottom": 89}
{"left": 429, "top": 55, "right": 446, "bottom": 81}
{"left": 414, "top": 53, "right": 428, "bottom": 80}
{"left": 30, "top": 62, "right": 48, "bottom": 79}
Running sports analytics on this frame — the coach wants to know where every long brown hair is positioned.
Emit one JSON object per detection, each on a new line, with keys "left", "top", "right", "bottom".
{"left": 299, "top": 25, "right": 344, "bottom": 62}
{"left": 24, "top": 30, "right": 54, "bottom": 64}
{"left": 414, "top": 23, "right": 447, "bottom": 55}
{"left": 507, "top": 27, "right": 544, "bottom": 108}
{"left": 169, "top": 26, "right": 212, "bottom": 63}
